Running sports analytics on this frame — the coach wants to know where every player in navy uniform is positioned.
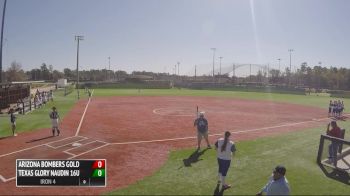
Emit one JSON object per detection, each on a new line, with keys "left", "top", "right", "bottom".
{"left": 328, "top": 100, "right": 333, "bottom": 117}
{"left": 9, "top": 108, "right": 17, "bottom": 136}
{"left": 194, "top": 112, "right": 211, "bottom": 150}
{"left": 50, "top": 107, "right": 60, "bottom": 136}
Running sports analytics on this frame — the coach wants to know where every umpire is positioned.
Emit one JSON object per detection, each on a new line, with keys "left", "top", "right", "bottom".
{"left": 194, "top": 112, "right": 211, "bottom": 150}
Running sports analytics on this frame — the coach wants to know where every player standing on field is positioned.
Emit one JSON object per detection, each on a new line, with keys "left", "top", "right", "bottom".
{"left": 215, "top": 131, "right": 236, "bottom": 190}
{"left": 50, "top": 107, "right": 60, "bottom": 136}
{"left": 9, "top": 108, "right": 17, "bottom": 136}
{"left": 328, "top": 100, "right": 333, "bottom": 117}
{"left": 194, "top": 112, "right": 211, "bottom": 150}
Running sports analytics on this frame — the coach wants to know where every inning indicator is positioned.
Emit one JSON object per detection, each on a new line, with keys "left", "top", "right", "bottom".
{"left": 16, "top": 159, "right": 106, "bottom": 187}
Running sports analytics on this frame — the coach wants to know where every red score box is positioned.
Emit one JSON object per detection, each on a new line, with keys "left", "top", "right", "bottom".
{"left": 92, "top": 160, "right": 105, "bottom": 169}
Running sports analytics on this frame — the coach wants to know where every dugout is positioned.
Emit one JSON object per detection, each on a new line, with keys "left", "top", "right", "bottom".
{"left": 0, "top": 83, "right": 30, "bottom": 112}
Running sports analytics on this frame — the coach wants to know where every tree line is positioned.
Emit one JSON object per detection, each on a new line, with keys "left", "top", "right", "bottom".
{"left": 2, "top": 61, "right": 350, "bottom": 90}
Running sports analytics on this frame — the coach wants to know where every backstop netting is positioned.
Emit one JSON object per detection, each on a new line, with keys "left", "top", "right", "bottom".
{"left": 317, "top": 131, "right": 350, "bottom": 172}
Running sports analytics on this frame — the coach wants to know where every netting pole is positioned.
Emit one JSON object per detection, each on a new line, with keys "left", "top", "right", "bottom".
{"left": 317, "top": 135, "right": 325, "bottom": 164}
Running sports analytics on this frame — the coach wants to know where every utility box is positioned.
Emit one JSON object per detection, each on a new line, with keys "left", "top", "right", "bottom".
{"left": 57, "top": 79, "right": 67, "bottom": 88}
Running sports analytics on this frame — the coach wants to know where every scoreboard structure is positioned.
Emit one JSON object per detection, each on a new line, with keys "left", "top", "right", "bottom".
{"left": 16, "top": 159, "right": 106, "bottom": 187}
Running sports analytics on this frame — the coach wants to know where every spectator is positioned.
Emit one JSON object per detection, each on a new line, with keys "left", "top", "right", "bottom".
{"left": 326, "top": 121, "right": 342, "bottom": 166}
{"left": 257, "top": 165, "right": 290, "bottom": 196}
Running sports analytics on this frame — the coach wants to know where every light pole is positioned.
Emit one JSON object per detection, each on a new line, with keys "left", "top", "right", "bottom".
{"left": 108, "top": 56, "right": 110, "bottom": 81}
{"left": 219, "top": 56, "right": 223, "bottom": 75}
{"left": 177, "top": 61, "right": 180, "bottom": 75}
{"left": 0, "top": 0, "right": 7, "bottom": 83}
{"left": 210, "top": 48, "right": 216, "bottom": 79}
{"left": 194, "top": 65, "right": 197, "bottom": 81}
{"left": 288, "top": 49, "right": 294, "bottom": 73}
{"left": 288, "top": 49, "right": 294, "bottom": 86}
{"left": 277, "top": 58, "right": 281, "bottom": 73}
{"left": 75, "top": 35, "right": 84, "bottom": 99}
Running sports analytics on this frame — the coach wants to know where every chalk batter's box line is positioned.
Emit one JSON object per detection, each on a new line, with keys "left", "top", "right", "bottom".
{"left": 0, "top": 136, "right": 88, "bottom": 159}
{"left": 15, "top": 159, "right": 107, "bottom": 188}
{"left": 46, "top": 136, "right": 89, "bottom": 149}
{"left": 63, "top": 140, "right": 99, "bottom": 154}
{"left": 67, "top": 143, "right": 110, "bottom": 160}
{"left": 0, "top": 175, "right": 15, "bottom": 182}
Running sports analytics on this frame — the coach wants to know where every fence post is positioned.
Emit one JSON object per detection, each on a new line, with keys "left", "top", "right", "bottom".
{"left": 22, "top": 102, "right": 25, "bottom": 115}
{"left": 317, "top": 135, "right": 325, "bottom": 164}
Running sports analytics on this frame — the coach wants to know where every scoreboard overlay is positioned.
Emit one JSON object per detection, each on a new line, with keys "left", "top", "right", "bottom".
{"left": 16, "top": 159, "right": 106, "bottom": 187}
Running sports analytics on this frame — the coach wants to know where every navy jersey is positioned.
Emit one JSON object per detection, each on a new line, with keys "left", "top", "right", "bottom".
{"left": 10, "top": 113, "right": 16, "bottom": 123}
{"left": 194, "top": 117, "right": 208, "bottom": 132}
{"left": 50, "top": 111, "right": 59, "bottom": 119}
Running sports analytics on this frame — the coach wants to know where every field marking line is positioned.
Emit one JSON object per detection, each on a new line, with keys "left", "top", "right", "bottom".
{"left": 95, "top": 140, "right": 109, "bottom": 144}
{"left": 47, "top": 137, "right": 89, "bottom": 149}
{"left": 0, "top": 175, "right": 15, "bottom": 183}
{"left": 67, "top": 143, "right": 110, "bottom": 160}
{"left": 63, "top": 151, "right": 76, "bottom": 156}
{"left": 153, "top": 108, "right": 195, "bottom": 117}
{"left": 75, "top": 90, "right": 94, "bottom": 137}
{"left": 0, "top": 136, "right": 82, "bottom": 158}
{"left": 64, "top": 141, "right": 98, "bottom": 153}
{"left": 108, "top": 115, "right": 338, "bottom": 146}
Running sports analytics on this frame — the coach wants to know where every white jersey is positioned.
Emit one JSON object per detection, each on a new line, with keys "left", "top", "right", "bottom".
{"left": 216, "top": 138, "right": 236, "bottom": 160}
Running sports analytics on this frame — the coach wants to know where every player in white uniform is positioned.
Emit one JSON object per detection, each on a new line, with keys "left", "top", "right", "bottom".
{"left": 49, "top": 107, "right": 60, "bottom": 136}
{"left": 215, "top": 131, "right": 236, "bottom": 190}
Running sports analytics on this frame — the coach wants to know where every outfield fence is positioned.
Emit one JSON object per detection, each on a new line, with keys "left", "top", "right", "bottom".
{"left": 64, "top": 85, "right": 75, "bottom": 96}
{"left": 329, "top": 90, "right": 350, "bottom": 98}
{"left": 80, "top": 81, "right": 172, "bottom": 89}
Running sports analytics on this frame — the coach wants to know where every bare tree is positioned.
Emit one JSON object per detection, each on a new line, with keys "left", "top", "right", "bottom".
{"left": 6, "top": 61, "right": 26, "bottom": 82}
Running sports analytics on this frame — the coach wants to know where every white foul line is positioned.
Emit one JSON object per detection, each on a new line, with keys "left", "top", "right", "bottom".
{"left": 108, "top": 116, "right": 338, "bottom": 146}
{"left": 75, "top": 90, "right": 94, "bottom": 136}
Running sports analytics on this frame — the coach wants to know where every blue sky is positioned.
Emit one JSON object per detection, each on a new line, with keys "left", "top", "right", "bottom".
{"left": 1, "top": 0, "right": 350, "bottom": 76}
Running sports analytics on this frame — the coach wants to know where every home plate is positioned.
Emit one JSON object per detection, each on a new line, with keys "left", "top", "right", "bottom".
{"left": 72, "top": 143, "right": 82, "bottom": 147}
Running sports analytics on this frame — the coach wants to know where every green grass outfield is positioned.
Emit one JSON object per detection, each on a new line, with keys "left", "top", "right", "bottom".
{"left": 92, "top": 88, "right": 350, "bottom": 109}
{"left": 107, "top": 126, "right": 350, "bottom": 195}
